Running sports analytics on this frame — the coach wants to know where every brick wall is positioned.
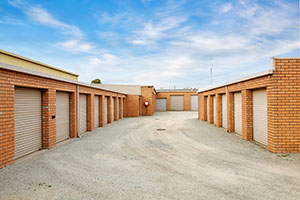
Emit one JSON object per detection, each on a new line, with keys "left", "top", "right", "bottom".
{"left": 125, "top": 94, "right": 140, "bottom": 117}
{"left": 0, "top": 68, "right": 126, "bottom": 168}
{"left": 268, "top": 58, "right": 300, "bottom": 153}
{"left": 141, "top": 86, "right": 157, "bottom": 116}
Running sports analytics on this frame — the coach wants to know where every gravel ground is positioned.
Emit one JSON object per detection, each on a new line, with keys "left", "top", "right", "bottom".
{"left": 1, "top": 111, "right": 300, "bottom": 200}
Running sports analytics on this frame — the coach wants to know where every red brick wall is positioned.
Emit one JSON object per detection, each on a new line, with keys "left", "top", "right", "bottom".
{"left": 268, "top": 58, "right": 300, "bottom": 153}
{"left": 141, "top": 86, "right": 156, "bottom": 116}
{"left": 125, "top": 95, "right": 140, "bottom": 117}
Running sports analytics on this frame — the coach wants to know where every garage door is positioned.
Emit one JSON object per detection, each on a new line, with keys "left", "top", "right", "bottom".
{"left": 190, "top": 95, "right": 198, "bottom": 111}
{"left": 112, "top": 97, "right": 115, "bottom": 121}
{"left": 94, "top": 95, "right": 99, "bottom": 128}
{"left": 156, "top": 99, "right": 167, "bottom": 111}
{"left": 206, "top": 97, "right": 209, "bottom": 121}
{"left": 117, "top": 98, "right": 120, "bottom": 119}
{"left": 253, "top": 89, "right": 268, "bottom": 146}
{"left": 104, "top": 97, "right": 108, "bottom": 124}
{"left": 234, "top": 92, "right": 242, "bottom": 135}
{"left": 222, "top": 94, "right": 227, "bottom": 129}
{"left": 14, "top": 87, "right": 42, "bottom": 159}
{"left": 79, "top": 94, "right": 87, "bottom": 134}
{"left": 56, "top": 91, "right": 69, "bottom": 143}
{"left": 170, "top": 95, "right": 184, "bottom": 111}
{"left": 213, "top": 96, "right": 216, "bottom": 124}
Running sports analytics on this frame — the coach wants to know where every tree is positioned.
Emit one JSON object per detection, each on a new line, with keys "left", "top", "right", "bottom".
{"left": 91, "top": 78, "right": 102, "bottom": 84}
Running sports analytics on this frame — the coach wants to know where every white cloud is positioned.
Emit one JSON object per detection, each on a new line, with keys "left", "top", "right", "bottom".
{"left": 219, "top": 3, "right": 232, "bottom": 14}
{"left": 59, "top": 40, "right": 94, "bottom": 53}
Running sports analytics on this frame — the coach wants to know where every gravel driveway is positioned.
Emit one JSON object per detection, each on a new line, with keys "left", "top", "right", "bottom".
{"left": 1, "top": 112, "right": 300, "bottom": 200}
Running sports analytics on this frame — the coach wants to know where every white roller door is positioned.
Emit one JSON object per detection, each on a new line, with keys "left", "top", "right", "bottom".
{"left": 222, "top": 94, "right": 227, "bottom": 129}
{"left": 79, "top": 94, "right": 87, "bottom": 134}
{"left": 234, "top": 92, "right": 242, "bottom": 135}
{"left": 104, "top": 97, "right": 108, "bottom": 124}
{"left": 56, "top": 91, "right": 69, "bottom": 143}
{"left": 170, "top": 95, "right": 184, "bottom": 111}
{"left": 94, "top": 95, "right": 99, "bottom": 128}
{"left": 206, "top": 97, "right": 209, "bottom": 121}
{"left": 213, "top": 96, "right": 216, "bottom": 124}
{"left": 117, "top": 98, "right": 119, "bottom": 120}
{"left": 190, "top": 95, "right": 198, "bottom": 111}
{"left": 253, "top": 89, "right": 268, "bottom": 146}
{"left": 112, "top": 97, "right": 115, "bottom": 121}
{"left": 14, "top": 87, "right": 42, "bottom": 159}
{"left": 156, "top": 99, "right": 167, "bottom": 111}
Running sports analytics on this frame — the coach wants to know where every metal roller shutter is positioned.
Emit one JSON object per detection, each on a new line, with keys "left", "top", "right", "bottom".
{"left": 56, "top": 91, "right": 70, "bottom": 143}
{"left": 79, "top": 94, "right": 87, "bottom": 134}
{"left": 234, "top": 92, "right": 242, "bottom": 135}
{"left": 94, "top": 95, "right": 99, "bottom": 128}
{"left": 117, "top": 98, "right": 119, "bottom": 119}
{"left": 190, "top": 95, "right": 198, "bottom": 111}
{"left": 253, "top": 89, "right": 268, "bottom": 146}
{"left": 222, "top": 94, "right": 227, "bottom": 129}
{"left": 170, "top": 95, "right": 184, "bottom": 111}
{"left": 156, "top": 99, "right": 167, "bottom": 111}
{"left": 206, "top": 97, "right": 209, "bottom": 121}
{"left": 112, "top": 97, "right": 115, "bottom": 121}
{"left": 14, "top": 87, "right": 42, "bottom": 159}
{"left": 213, "top": 96, "right": 216, "bottom": 124}
{"left": 104, "top": 97, "right": 108, "bottom": 124}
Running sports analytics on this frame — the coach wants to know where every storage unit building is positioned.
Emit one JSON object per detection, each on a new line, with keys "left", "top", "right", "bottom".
{"left": 56, "top": 91, "right": 70, "bottom": 143}
{"left": 104, "top": 96, "right": 108, "bottom": 124}
{"left": 14, "top": 87, "right": 42, "bottom": 159}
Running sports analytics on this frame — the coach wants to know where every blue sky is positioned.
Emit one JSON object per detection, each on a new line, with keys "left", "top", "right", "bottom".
{"left": 0, "top": 0, "right": 299, "bottom": 89}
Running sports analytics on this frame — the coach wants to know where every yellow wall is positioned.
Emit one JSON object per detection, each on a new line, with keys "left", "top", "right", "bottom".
{"left": 0, "top": 50, "right": 78, "bottom": 81}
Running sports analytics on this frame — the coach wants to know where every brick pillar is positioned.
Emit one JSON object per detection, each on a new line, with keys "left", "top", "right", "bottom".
{"left": 242, "top": 89, "right": 253, "bottom": 140}
{"left": 0, "top": 83, "right": 14, "bottom": 168}
{"left": 99, "top": 95, "right": 105, "bottom": 127}
{"left": 114, "top": 97, "right": 118, "bottom": 121}
{"left": 208, "top": 95, "right": 214, "bottom": 124}
{"left": 69, "top": 92, "right": 77, "bottom": 138}
{"left": 203, "top": 96, "right": 207, "bottom": 121}
{"left": 216, "top": 94, "right": 222, "bottom": 127}
{"left": 87, "top": 94, "right": 94, "bottom": 131}
{"left": 184, "top": 94, "right": 190, "bottom": 111}
{"left": 227, "top": 92, "right": 234, "bottom": 132}
{"left": 42, "top": 89, "right": 56, "bottom": 149}
{"left": 166, "top": 95, "right": 170, "bottom": 111}
{"left": 119, "top": 97, "right": 123, "bottom": 119}
{"left": 198, "top": 94, "right": 202, "bottom": 120}
{"left": 268, "top": 58, "right": 300, "bottom": 153}
{"left": 107, "top": 96, "right": 113, "bottom": 123}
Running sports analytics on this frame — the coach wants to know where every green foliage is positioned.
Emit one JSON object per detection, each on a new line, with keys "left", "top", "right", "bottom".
{"left": 91, "top": 78, "right": 102, "bottom": 84}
